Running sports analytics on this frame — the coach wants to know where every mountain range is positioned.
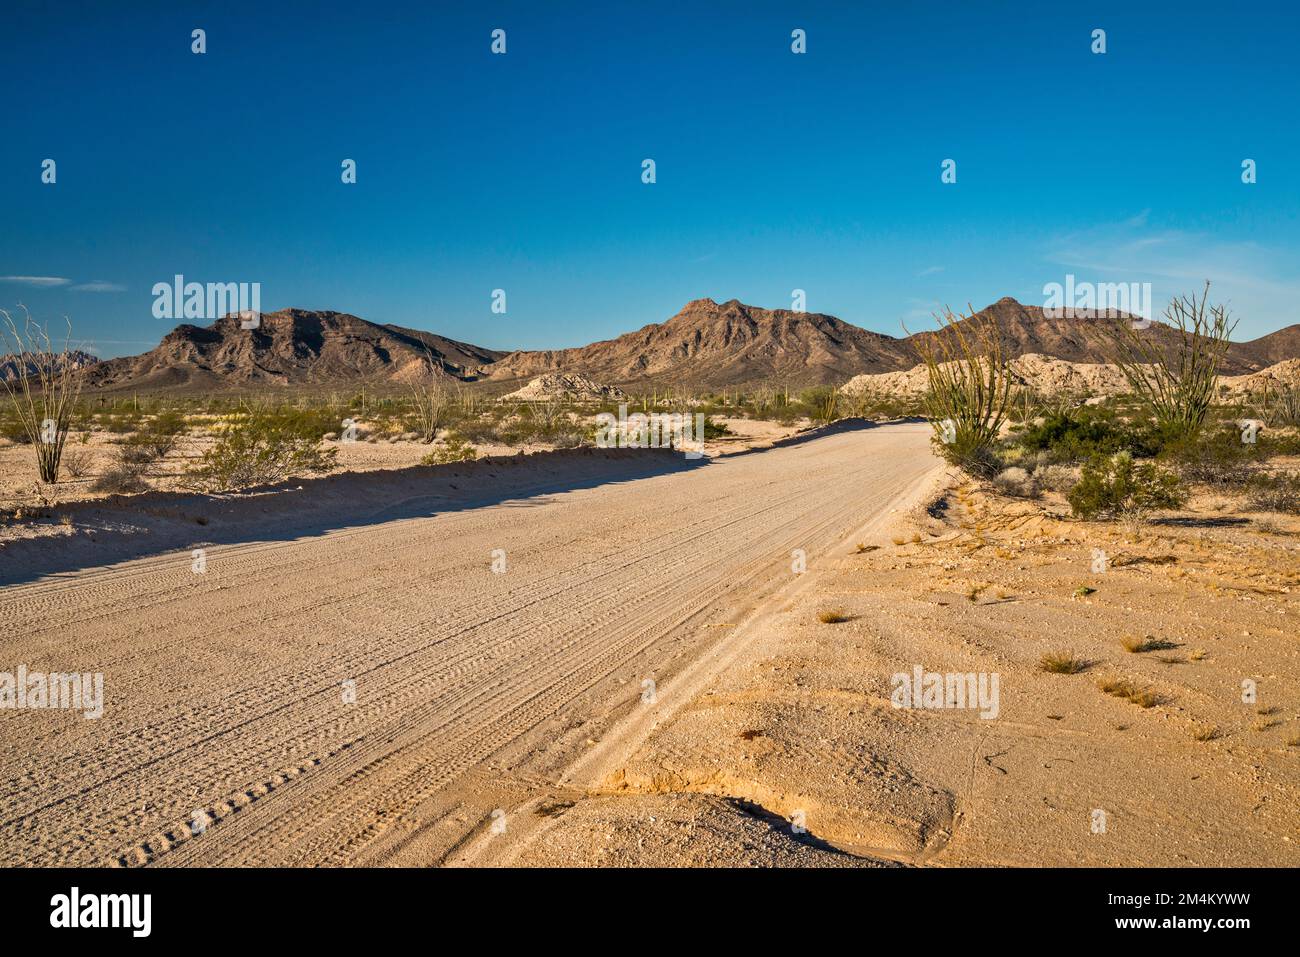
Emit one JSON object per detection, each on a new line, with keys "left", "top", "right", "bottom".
{"left": 78, "top": 297, "right": 1300, "bottom": 393}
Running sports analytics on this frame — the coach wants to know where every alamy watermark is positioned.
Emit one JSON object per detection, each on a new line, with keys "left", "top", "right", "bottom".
{"left": 595, "top": 404, "right": 705, "bottom": 459}
{"left": 1043, "top": 274, "right": 1152, "bottom": 328}
{"left": 152, "top": 274, "right": 261, "bottom": 328}
{"left": 890, "top": 666, "right": 999, "bottom": 719}
{"left": 1, "top": 665, "right": 103, "bottom": 719}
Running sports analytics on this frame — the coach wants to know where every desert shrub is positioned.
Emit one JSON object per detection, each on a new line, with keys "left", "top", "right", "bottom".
{"left": 451, "top": 412, "right": 511, "bottom": 445}
{"left": 91, "top": 462, "right": 150, "bottom": 495}
{"left": 60, "top": 445, "right": 93, "bottom": 478}
{"left": 992, "top": 467, "right": 1039, "bottom": 498}
{"left": 1067, "top": 451, "right": 1186, "bottom": 525}
{"left": 140, "top": 409, "right": 187, "bottom": 458}
{"left": 0, "top": 413, "right": 31, "bottom": 444}
{"left": 1260, "top": 430, "right": 1300, "bottom": 457}
{"left": 912, "top": 306, "right": 1012, "bottom": 478}
{"left": 702, "top": 416, "right": 731, "bottom": 440}
{"left": 1106, "top": 282, "right": 1236, "bottom": 443}
{"left": 1244, "top": 473, "right": 1300, "bottom": 514}
{"left": 1161, "top": 424, "right": 1259, "bottom": 487}
{"left": 99, "top": 411, "right": 145, "bottom": 434}
{"left": 421, "top": 432, "right": 478, "bottom": 465}
{"left": 185, "top": 411, "right": 337, "bottom": 492}
{"left": 116, "top": 410, "right": 187, "bottom": 464}
{"left": 804, "top": 386, "right": 839, "bottom": 426}
{"left": 1267, "top": 384, "right": 1300, "bottom": 428}
{"left": 1, "top": 309, "right": 85, "bottom": 482}
{"left": 1034, "top": 463, "right": 1079, "bottom": 494}
{"left": 1015, "top": 407, "right": 1156, "bottom": 463}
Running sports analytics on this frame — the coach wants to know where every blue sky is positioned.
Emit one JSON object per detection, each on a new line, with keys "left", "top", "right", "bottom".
{"left": 2, "top": 0, "right": 1298, "bottom": 358}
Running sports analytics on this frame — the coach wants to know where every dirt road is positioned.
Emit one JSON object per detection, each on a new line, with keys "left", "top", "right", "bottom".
{"left": 0, "top": 422, "right": 940, "bottom": 866}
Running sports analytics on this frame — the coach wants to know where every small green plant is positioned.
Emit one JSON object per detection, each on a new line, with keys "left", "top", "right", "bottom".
{"left": 1067, "top": 451, "right": 1186, "bottom": 529}
{"left": 421, "top": 432, "right": 478, "bottom": 465}
{"left": 185, "top": 411, "right": 337, "bottom": 492}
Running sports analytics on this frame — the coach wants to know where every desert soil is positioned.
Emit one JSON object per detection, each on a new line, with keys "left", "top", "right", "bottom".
{"left": 0, "top": 422, "right": 937, "bottom": 866}
{"left": 490, "top": 477, "right": 1300, "bottom": 867}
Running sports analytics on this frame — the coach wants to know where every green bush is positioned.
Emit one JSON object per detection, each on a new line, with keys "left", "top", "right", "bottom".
{"left": 185, "top": 411, "right": 337, "bottom": 492}
{"left": 1160, "top": 424, "right": 1260, "bottom": 487}
{"left": 1015, "top": 407, "right": 1158, "bottom": 464}
{"left": 421, "top": 432, "right": 478, "bottom": 465}
{"left": 1067, "top": 451, "right": 1186, "bottom": 523}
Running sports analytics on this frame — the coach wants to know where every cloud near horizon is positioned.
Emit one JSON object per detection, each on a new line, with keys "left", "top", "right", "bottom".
{"left": 71, "top": 281, "right": 127, "bottom": 293}
{"left": 0, "top": 276, "right": 71, "bottom": 287}
{"left": 1043, "top": 217, "right": 1300, "bottom": 337}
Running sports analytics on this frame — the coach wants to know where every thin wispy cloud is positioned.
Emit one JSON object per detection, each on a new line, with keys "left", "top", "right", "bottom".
{"left": 0, "top": 275, "right": 70, "bottom": 287}
{"left": 71, "top": 281, "right": 127, "bottom": 293}
{"left": 1043, "top": 217, "right": 1300, "bottom": 337}
{"left": 916, "top": 266, "right": 944, "bottom": 278}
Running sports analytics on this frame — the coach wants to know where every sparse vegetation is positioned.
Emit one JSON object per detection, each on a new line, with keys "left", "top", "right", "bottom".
{"left": 1097, "top": 677, "right": 1161, "bottom": 708}
{"left": 0, "top": 308, "right": 85, "bottom": 483}
{"left": 91, "top": 461, "right": 151, "bottom": 495}
{"left": 421, "top": 432, "right": 478, "bottom": 465}
{"left": 1121, "top": 635, "right": 1177, "bottom": 654}
{"left": 816, "top": 608, "right": 849, "bottom": 624}
{"left": 1067, "top": 451, "right": 1186, "bottom": 529}
{"left": 185, "top": 410, "right": 338, "bottom": 492}
{"left": 1106, "top": 282, "right": 1236, "bottom": 443}
{"left": 1039, "top": 651, "right": 1088, "bottom": 674}
{"left": 912, "top": 305, "right": 1012, "bottom": 478}
{"left": 402, "top": 357, "right": 449, "bottom": 443}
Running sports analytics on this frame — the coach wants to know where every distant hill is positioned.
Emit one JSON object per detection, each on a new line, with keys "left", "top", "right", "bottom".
{"left": 0, "top": 349, "right": 100, "bottom": 383}
{"left": 483, "top": 298, "right": 916, "bottom": 388}
{"left": 85, "top": 309, "right": 506, "bottom": 391}
{"left": 78, "top": 298, "right": 1300, "bottom": 392}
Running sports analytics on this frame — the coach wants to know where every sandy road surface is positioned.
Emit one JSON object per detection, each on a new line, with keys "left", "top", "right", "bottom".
{"left": 0, "top": 423, "right": 940, "bottom": 867}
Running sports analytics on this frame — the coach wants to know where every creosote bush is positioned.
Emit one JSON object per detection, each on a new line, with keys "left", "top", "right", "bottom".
{"left": 1066, "top": 451, "right": 1185, "bottom": 527}
{"left": 421, "top": 432, "right": 478, "bottom": 465}
{"left": 185, "top": 411, "right": 337, "bottom": 492}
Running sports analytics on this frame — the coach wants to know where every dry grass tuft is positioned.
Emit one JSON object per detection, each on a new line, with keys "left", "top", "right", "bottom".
{"left": 1040, "top": 652, "right": 1089, "bottom": 675}
{"left": 1098, "top": 677, "right": 1161, "bottom": 708}
{"left": 1121, "top": 635, "right": 1178, "bottom": 654}
{"left": 817, "top": 608, "right": 850, "bottom": 624}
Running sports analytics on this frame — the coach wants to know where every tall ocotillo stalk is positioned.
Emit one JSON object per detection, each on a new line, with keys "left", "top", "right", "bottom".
{"left": 1, "top": 307, "right": 85, "bottom": 483}
{"left": 1105, "top": 281, "right": 1236, "bottom": 442}
{"left": 909, "top": 304, "right": 1012, "bottom": 477}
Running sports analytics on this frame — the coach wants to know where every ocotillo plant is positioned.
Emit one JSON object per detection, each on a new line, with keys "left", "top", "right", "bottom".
{"left": 1106, "top": 281, "right": 1236, "bottom": 442}
{"left": 0, "top": 307, "right": 85, "bottom": 483}
{"left": 910, "top": 304, "right": 1012, "bottom": 477}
